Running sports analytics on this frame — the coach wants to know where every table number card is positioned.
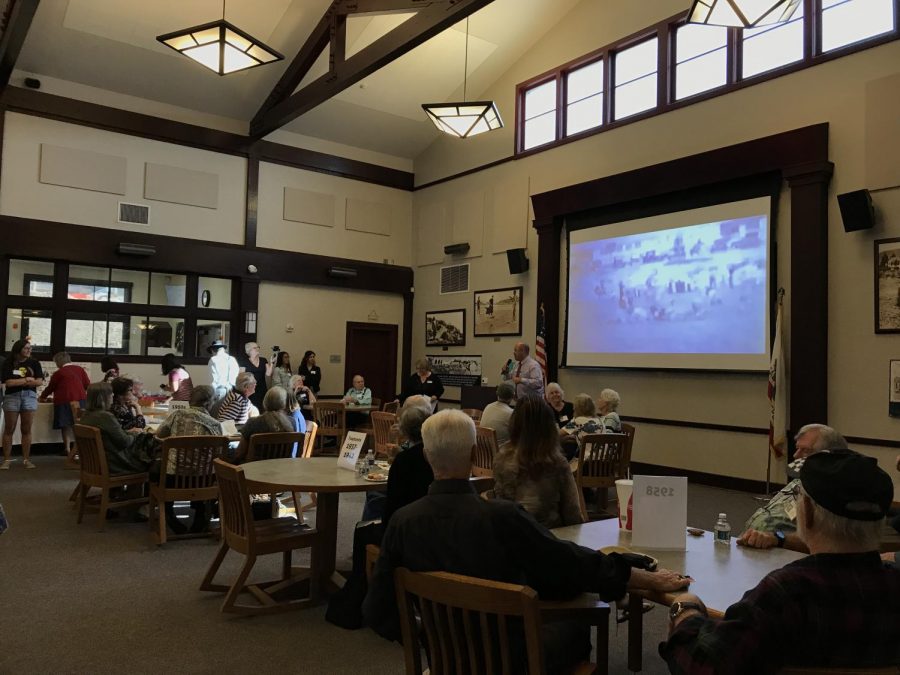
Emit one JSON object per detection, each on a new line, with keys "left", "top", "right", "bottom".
{"left": 337, "top": 431, "right": 368, "bottom": 471}
{"left": 631, "top": 475, "right": 688, "bottom": 550}
{"left": 169, "top": 400, "right": 189, "bottom": 410}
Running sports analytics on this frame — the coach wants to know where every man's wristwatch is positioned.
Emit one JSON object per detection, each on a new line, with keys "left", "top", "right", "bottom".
{"left": 774, "top": 529, "right": 786, "bottom": 548}
{"left": 669, "top": 601, "right": 707, "bottom": 622}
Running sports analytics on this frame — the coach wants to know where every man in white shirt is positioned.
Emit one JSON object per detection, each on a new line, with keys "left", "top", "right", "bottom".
{"left": 501, "top": 342, "right": 545, "bottom": 400}
{"left": 479, "top": 382, "right": 515, "bottom": 449}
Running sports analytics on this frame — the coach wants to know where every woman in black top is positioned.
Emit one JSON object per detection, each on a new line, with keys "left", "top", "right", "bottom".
{"left": 298, "top": 350, "right": 322, "bottom": 395}
{"left": 1, "top": 339, "right": 45, "bottom": 469}
{"left": 398, "top": 358, "right": 444, "bottom": 406}
{"left": 545, "top": 382, "right": 575, "bottom": 428}
{"left": 237, "top": 342, "right": 271, "bottom": 411}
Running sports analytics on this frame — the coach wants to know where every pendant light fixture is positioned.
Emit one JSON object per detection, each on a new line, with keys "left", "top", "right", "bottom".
{"left": 688, "top": 0, "right": 802, "bottom": 27}
{"left": 422, "top": 17, "right": 503, "bottom": 139}
{"left": 157, "top": 0, "right": 284, "bottom": 76}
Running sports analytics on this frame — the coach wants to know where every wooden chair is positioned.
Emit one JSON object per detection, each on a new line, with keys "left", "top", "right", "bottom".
{"left": 64, "top": 401, "right": 83, "bottom": 469}
{"left": 620, "top": 423, "right": 636, "bottom": 475}
{"left": 395, "top": 568, "right": 609, "bottom": 675}
{"left": 473, "top": 425, "right": 498, "bottom": 478}
{"left": 371, "top": 411, "right": 399, "bottom": 459}
{"left": 314, "top": 401, "right": 347, "bottom": 454}
{"left": 296, "top": 424, "right": 320, "bottom": 518}
{"left": 150, "top": 435, "right": 230, "bottom": 545}
{"left": 461, "top": 408, "right": 483, "bottom": 422}
{"left": 383, "top": 400, "right": 400, "bottom": 414}
{"left": 200, "top": 459, "right": 321, "bottom": 614}
{"left": 73, "top": 424, "right": 149, "bottom": 532}
{"left": 244, "top": 431, "right": 305, "bottom": 518}
{"left": 575, "top": 433, "right": 630, "bottom": 518}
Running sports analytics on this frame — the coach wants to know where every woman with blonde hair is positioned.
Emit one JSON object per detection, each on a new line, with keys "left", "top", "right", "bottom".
{"left": 493, "top": 395, "right": 583, "bottom": 529}
{"left": 560, "top": 393, "right": 604, "bottom": 449}
{"left": 597, "top": 388, "right": 622, "bottom": 432}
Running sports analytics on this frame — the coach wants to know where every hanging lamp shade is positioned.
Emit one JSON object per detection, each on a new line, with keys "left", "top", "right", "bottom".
{"left": 157, "top": 19, "right": 284, "bottom": 75}
{"left": 688, "top": 0, "right": 802, "bottom": 27}
{"left": 422, "top": 101, "right": 503, "bottom": 138}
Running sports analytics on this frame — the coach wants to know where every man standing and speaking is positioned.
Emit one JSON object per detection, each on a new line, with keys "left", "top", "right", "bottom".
{"left": 501, "top": 342, "right": 544, "bottom": 400}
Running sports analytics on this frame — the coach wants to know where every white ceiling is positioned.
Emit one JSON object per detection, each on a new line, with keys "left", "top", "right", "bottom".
{"left": 16, "top": 0, "right": 582, "bottom": 160}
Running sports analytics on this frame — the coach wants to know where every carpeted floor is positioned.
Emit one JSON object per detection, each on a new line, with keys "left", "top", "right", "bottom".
{"left": 0, "top": 454, "right": 762, "bottom": 674}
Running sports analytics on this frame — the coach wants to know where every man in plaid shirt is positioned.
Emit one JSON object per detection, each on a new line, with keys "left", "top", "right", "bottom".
{"left": 660, "top": 450, "right": 899, "bottom": 674}
{"left": 738, "top": 424, "right": 847, "bottom": 552}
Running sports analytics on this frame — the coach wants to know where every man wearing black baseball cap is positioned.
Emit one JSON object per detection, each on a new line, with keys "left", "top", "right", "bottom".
{"left": 661, "top": 450, "right": 899, "bottom": 674}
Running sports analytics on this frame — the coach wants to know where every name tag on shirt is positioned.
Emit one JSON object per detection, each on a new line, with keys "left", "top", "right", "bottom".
{"left": 426, "top": 380, "right": 433, "bottom": 384}
{"left": 559, "top": 415, "right": 569, "bottom": 422}
{"left": 310, "top": 370, "right": 317, "bottom": 375}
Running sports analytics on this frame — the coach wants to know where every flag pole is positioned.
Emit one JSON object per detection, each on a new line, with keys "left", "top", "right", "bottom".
{"left": 756, "top": 287, "right": 787, "bottom": 502}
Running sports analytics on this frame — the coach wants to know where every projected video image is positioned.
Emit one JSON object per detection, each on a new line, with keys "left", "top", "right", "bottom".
{"left": 568, "top": 215, "right": 768, "bottom": 357}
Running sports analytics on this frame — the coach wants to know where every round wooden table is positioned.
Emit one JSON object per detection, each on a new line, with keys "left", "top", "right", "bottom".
{"left": 242, "top": 457, "right": 386, "bottom": 593}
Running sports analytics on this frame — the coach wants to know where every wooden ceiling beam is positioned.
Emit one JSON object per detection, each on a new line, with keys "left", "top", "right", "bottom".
{"left": 0, "top": 0, "right": 40, "bottom": 91}
{"left": 250, "top": 0, "right": 494, "bottom": 139}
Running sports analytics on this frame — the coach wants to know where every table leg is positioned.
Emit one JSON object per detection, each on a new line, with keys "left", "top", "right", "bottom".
{"left": 314, "top": 492, "right": 341, "bottom": 594}
{"left": 627, "top": 592, "right": 643, "bottom": 672}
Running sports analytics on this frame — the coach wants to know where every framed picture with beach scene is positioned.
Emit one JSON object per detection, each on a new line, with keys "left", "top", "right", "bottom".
{"left": 425, "top": 309, "right": 466, "bottom": 347}
{"left": 473, "top": 286, "right": 523, "bottom": 337}
{"left": 875, "top": 238, "right": 900, "bottom": 333}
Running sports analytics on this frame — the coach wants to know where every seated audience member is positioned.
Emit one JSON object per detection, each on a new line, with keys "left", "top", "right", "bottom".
{"left": 545, "top": 382, "right": 575, "bottom": 428}
{"left": 161, "top": 353, "right": 193, "bottom": 402}
{"left": 109, "top": 377, "right": 146, "bottom": 431}
{"left": 479, "top": 382, "right": 515, "bottom": 448}
{"left": 235, "top": 386, "right": 295, "bottom": 462}
{"left": 154, "top": 385, "right": 224, "bottom": 533}
{"left": 381, "top": 401, "right": 434, "bottom": 528}
{"left": 561, "top": 393, "right": 604, "bottom": 448}
{"left": 216, "top": 372, "right": 256, "bottom": 425}
{"left": 289, "top": 374, "right": 316, "bottom": 407}
{"left": 493, "top": 395, "right": 584, "bottom": 529}
{"left": 363, "top": 409, "right": 690, "bottom": 672}
{"left": 80, "top": 383, "right": 156, "bottom": 475}
{"left": 99, "top": 355, "right": 119, "bottom": 383}
{"left": 38, "top": 351, "right": 90, "bottom": 460}
{"left": 738, "top": 424, "right": 848, "bottom": 552}
{"left": 596, "top": 388, "right": 622, "bottom": 432}
{"left": 298, "top": 350, "right": 322, "bottom": 395}
{"left": 661, "top": 450, "right": 899, "bottom": 674}
{"left": 284, "top": 389, "right": 307, "bottom": 435}
{"left": 343, "top": 374, "right": 372, "bottom": 426}
{"left": 397, "top": 358, "right": 444, "bottom": 407}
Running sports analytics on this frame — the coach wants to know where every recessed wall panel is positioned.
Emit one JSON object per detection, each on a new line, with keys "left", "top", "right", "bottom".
{"left": 39, "top": 144, "right": 126, "bottom": 195}
{"left": 283, "top": 187, "right": 335, "bottom": 228}
{"left": 144, "top": 162, "right": 219, "bottom": 209}
{"left": 346, "top": 198, "right": 392, "bottom": 236}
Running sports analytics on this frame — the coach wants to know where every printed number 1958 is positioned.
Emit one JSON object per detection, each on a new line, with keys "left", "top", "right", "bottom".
{"left": 646, "top": 486, "right": 675, "bottom": 497}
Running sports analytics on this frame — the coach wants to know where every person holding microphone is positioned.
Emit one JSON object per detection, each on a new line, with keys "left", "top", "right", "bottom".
{"left": 501, "top": 342, "right": 544, "bottom": 400}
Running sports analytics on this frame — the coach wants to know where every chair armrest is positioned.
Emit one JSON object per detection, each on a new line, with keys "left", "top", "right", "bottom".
{"left": 538, "top": 594, "right": 610, "bottom": 623}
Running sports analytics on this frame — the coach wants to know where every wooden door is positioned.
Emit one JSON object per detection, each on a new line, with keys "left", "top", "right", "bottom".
{"left": 344, "top": 322, "right": 398, "bottom": 403}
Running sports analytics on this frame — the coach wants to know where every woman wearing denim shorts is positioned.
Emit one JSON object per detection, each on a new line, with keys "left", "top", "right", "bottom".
{"left": 1, "top": 339, "right": 45, "bottom": 470}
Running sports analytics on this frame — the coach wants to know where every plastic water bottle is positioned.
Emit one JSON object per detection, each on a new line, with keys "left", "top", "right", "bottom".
{"left": 366, "top": 449, "right": 375, "bottom": 473}
{"left": 714, "top": 513, "right": 731, "bottom": 545}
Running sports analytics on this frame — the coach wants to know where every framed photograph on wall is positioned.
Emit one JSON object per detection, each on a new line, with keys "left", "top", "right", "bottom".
{"left": 875, "top": 238, "right": 900, "bottom": 333}
{"left": 473, "top": 286, "right": 523, "bottom": 337}
{"left": 425, "top": 309, "right": 466, "bottom": 347}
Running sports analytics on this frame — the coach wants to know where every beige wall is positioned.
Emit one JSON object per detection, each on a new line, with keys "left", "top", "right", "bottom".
{"left": 257, "top": 281, "right": 404, "bottom": 397}
{"left": 412, "top": 0, "right": 900, "bottom": 490}
{"left": 256, "top": 161, "right": 413, "bottom": 266}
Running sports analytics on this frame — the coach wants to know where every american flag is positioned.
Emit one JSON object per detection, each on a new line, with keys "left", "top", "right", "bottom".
{"left": 768, "top": 290, "right": 787, "bottom": 458}
{"left": 535, "top": 302, "right": 548, "bottom": 380}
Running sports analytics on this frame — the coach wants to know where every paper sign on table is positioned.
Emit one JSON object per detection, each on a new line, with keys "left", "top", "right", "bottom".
{"left": 631, "top": 475, "right": 688, "bottom": 550}
{"left": 337, "top": 431, "right": 368, "bottom": 471}
{"left": 169, "top": 400, "right": 189, "bottom": 410}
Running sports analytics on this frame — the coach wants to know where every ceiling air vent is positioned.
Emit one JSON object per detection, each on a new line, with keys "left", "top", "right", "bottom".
{"left": 440, "top": 263, "right": 469, "bottom": 295}
{"left": 118, "top": 202, "right": 150, "bottom": 225}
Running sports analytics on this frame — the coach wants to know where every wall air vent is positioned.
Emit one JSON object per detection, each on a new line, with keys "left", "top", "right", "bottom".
{"left": 440, "top": 263, "right": 469, "bottom": 295}
{"left": 118, "top": 202, "right": 150, "bottom": 225}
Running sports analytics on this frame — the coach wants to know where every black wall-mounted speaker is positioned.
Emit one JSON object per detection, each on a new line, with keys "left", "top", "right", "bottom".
{"left": 506, "top": 248, "right": 529, "bottom": 274}
{"left": 837, "top": 189, "right": 875, "bottom": 232}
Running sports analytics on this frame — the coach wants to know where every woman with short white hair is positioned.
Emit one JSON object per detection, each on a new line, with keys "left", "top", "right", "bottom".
{"left": 216, "top": 372, "right": 257, "bottom": 425}
{"left": 597, "top": 388, "right": 622, "bottom": 432}
{"left": 560, "top": 393, "right": 604, "bottom": 456}
{"left": 545, "top": 382, "right": 574, "bottom": 428}
{"left": 238, "top": 342, "right": 272, "bottom": 411}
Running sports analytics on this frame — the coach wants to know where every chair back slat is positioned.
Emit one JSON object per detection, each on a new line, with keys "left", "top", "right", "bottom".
{"left": 160, "top": 436, "right": 230, "bottom": 490}
{"left": 472, "top": 426, "right": 497, "bottom": 478}
{"left": 395, "top": 569, "right": 545, "bottom": 675}
{"left": 371, "top": 411, "right": 398, "bottom": 456}
{"left": 461, "top": 408, "right": 483, "bottom": 422}
{"left": 620, "top": 422, "right": 636, "bottom": 465}
{"left": 577, "top": 433, "right": 629, "bottom": 489}
{"left": 302, "top": 422, "right": 318, "bottom": 458}
{"left": 315, "top": 402, "right": 347, "bottom": 433}
{"left": 245, "top": 432, "right": 305, "bottom": 462}
{"left": 74, "top": 424, "right": 108, "bottom": 477}
{"left": 383, "top": 400, "right": 400, "bottom": 415}
{"left": 213, "top": 459, "right": 254, "bottom": 547}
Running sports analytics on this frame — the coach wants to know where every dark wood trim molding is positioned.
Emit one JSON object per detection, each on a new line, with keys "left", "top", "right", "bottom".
{"left": 0, "top": 0, "right": 39, "bottom": 92}
{"left": 531, "top": 124, "right": 832, "bottom": 433}
{"left": 845, "top": 435, "right": 900, "bottom": 450}
{"left": 629, "top": 461, "right": 779, "bottom": 494}
{"left": 402, "top": 290, "right": 414, "bottom": 384}
{"left": 533, "top": 216, "right": 561, "bottom": 383}
{"left": 0, "top": 87, "right": 414, "bottom": 191}
{"left": 245, "top": 153, "right": 259, "bottom": 248}
{"left": 621, "top": 416, "right": 767, "bottom": 436}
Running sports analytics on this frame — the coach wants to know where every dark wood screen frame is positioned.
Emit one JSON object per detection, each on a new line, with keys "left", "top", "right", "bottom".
{"left": 530, "top": 123, "right": 832, "bottom": 434}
